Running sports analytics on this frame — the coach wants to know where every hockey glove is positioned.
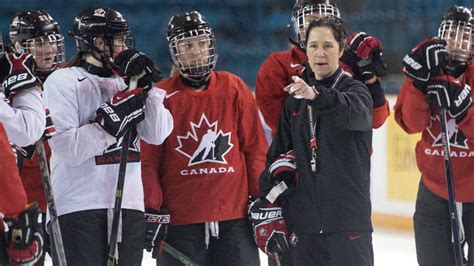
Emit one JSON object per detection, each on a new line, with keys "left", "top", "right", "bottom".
{"left": 96, "top": 87, "right": 147, "bottom": 138}
{"left": 266, "top": 150, "right": 298, "bottom": 204}
{"left": 427, "top": 75, "right": 472, "bottom": 122}
{"left": 113, "top": 48, "right": 162, "bottom": 91}
{"left": 144, "top": 208, "right": 170, "bottom": 258}
{"left": 341, "top": 32, "right": 387, "bottom": 83}
{"left": 403, "top": 37, "right": 448, "bottom": 90}
{"left": 4, "top": 203, "right": 44, "bottom": 265}
{"left": 15, "top": 108, "right": 56, "bottom": 159}
{"left": 0, "top": 53, "right": 40, "bottom": 101}
{"left": 42, "top": 108, "right": 56, "bottom": 140}
{"left": 248, "top": 198, "right": 289, "bottom": 260}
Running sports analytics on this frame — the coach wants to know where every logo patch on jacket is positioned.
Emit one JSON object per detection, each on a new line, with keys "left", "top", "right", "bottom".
{"left": 95, "top": 129, "right": 140, "bottom": 165}
{"left": 175, "top": 114, "right": 233, "bottom": 167}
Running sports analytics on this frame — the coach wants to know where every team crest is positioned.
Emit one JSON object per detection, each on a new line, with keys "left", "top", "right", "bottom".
{"left": 93, "top": 8, "right": 106, "bottom": 17}
{"left": 176, "top": 114, "right": 233, "bottom": 166}
{"left": 426, "top": 115, "right": 468, "bottom": 149}
{"left": 95, "top": 129, "right": 140, "bottom": 165}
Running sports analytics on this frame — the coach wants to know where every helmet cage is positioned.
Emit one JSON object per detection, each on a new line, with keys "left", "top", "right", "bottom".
{"left": 168, "top": 28, "right": 217, "bottom": 79}
{"left": 20, "top": 33, "right": 65, "bottom": 73}
{"left": 438, "top": 19, "right": 473, "bottom": 65}
{"left": 292, "top": 3, "right": 341, "bottom": 48}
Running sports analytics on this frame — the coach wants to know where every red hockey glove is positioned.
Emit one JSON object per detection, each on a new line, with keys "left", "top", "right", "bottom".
{"left": 341, "top": 32, "right": 387, "bottom": 82}
{"left": 347, "top": 32, "right": 383, "bottom": 59}
{"left": 427, "top": 75, "right": 472, "bottom": 122}
{"left": 4, "top": 203, "right": 44, "bottom": 265}
{"left": 0, "top": 53, "right": 40, "bottom": 101}
{"left": 144, "top": 208, "right": 170, "bottom": 258}
{"left": 113, "top": 48, "right": 161, "bottom": 91}
{"left": 95, "top": 87, "right": 147, "bottom": 138}
{"left": 403, "top": 37, "right": 448, "bottom": 89}
{"left": 248, "top": 198, "right": 289, "bottom": 260}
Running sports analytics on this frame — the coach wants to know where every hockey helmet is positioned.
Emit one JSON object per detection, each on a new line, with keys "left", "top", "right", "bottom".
{"left": 70, "top": 7, "right": 133, "bottom": 58}
{"left": 166, "top": 11, "right": 217, "bottom": 79}
{"left": 292, "top": 0, "right": 341, "bottom": 48}
{"left": 9, "top": 10, "right": 65, "bottom": 76}
{"left": 438, "top": 5, "right": 473, "bottom": 66}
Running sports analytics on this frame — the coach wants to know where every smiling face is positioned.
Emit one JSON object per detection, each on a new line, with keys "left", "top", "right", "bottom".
{"left": 306, "top": 25, "right": 343, "bottom": 80}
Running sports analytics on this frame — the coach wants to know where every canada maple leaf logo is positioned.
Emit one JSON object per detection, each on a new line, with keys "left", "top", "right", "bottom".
{"left": 426, "top": 115, "right": 468, "bottom": 149}
{"left": 175, "top": 114, "right": 234, "bottom": 166}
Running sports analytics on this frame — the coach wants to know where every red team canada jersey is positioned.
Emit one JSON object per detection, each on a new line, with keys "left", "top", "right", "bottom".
{"left": 20, "top": 142, "right": 51, "bottom": 212}
{"left": 0, "top": 124, "right": 27, "bottom": 230}
{"left": 142, "top": 71, "right": 268, "bottom": 225}
{"left": 394, "top": 63, "right": 474, "bottom": 201}
{"left": 256, "top": 46, "right": 390, "bottom": 137}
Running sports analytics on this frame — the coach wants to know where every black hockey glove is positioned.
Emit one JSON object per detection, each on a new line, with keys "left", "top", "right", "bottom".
{"left": 266, "top": 150, "right": 298, "bottom": 204}
{"left": 113, "top": 48, "right": 162, "bottom": 91}
{"left": 4, "top": 202, "right": 44, "bottom": 265}
{"left": 0, "top": 53, "right": 40, "bottom": 100}
{"left": 144, "top": 208, "right": 170, "bottom": 258}
{"left": 95, "top": 87, "right": 147, "bottom": 138}
{"left": 341, "top": 32, "right": 387, "bottom": 83}
{"left": 248, "top": 198, "right": 289, "bottom": 260}
{"left": 403, "top": 37, "right": 448, "bottom": 91}
{"left": 427, "top": 75, "right": 472, "bottom": 122}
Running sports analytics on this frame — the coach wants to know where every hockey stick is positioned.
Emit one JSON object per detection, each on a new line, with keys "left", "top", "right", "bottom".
{"left": 273, "top": 252, "right": 281, "bottom": 266}
{"left": 35, "top": 141, "right": 67, "bottom": 266}
{"left": 162, "top": 241, "right": 199, "bottom": 266}
{"left": 106, "top": 77, "right": 137, "bottom": 266}
{"left": 438, "top": 108, "right": 465, "bottom": 266}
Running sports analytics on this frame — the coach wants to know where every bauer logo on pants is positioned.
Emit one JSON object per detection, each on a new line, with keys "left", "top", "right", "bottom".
{"left": 175, "top": 114, "right": 233, "bottom": 166}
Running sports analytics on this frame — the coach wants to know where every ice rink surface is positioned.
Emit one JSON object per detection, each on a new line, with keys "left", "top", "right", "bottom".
{"left": 45, "top": 228, "right": 418, "bottom": 265}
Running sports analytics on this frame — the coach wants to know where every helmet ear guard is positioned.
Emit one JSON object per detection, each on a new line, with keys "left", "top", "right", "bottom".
{"left": 166, "top": 11, "right": 218, "bottom": 80}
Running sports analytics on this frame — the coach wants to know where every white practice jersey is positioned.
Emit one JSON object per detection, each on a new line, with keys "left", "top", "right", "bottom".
{"left": 43, "top": 66, "right": 173, "bottom": 216}
{"left": 0, "top": 87, "right": 45, "bottom": 146}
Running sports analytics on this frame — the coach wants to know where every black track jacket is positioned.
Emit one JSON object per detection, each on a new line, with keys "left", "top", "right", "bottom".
{"left": 260, "top": 64, "right": 373, "bottom": 234}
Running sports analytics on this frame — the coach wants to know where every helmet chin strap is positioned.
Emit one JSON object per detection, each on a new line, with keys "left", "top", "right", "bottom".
{"left": 80, "top": 43, "right": 117, "bottom": 77}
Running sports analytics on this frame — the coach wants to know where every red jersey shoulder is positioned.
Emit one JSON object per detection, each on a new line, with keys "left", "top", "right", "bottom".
{"left": 213, "top": 71, "right": 255, "bottom": 100}
{"left": 155, "top": 76, "right": 182, "bottom": 94}
{"left": 464, "top": 62, "right": 474, "bottom": 87}
{"left": 259, "top": 47, "right": 306, "bottom": 78}
{"left": 213, "top": 71, "right": 247, "bottom": 88}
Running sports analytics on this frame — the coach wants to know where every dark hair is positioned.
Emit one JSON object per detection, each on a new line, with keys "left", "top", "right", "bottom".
{"left": 304, "top": 17, "right": 347, "bottom": 50}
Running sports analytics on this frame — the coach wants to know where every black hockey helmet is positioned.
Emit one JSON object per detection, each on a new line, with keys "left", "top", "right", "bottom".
{"left": 9, "top": 10, "right": 65, "bottom": 77}
{"left": 166, "top": 11, "right": 217, "bottom": 79}
{"left": 438, "top": 5, "right": 473, "bottom": 67}
{"left": 292, "top": 0, "right": 341, "bottom": 48}
{"left": 70, "top": 7, "right": 133, "bottom": 56}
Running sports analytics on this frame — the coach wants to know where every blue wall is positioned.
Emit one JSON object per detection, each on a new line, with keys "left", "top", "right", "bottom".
{"left": 0, "top": 0, "right": 471, "bottom": 92}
